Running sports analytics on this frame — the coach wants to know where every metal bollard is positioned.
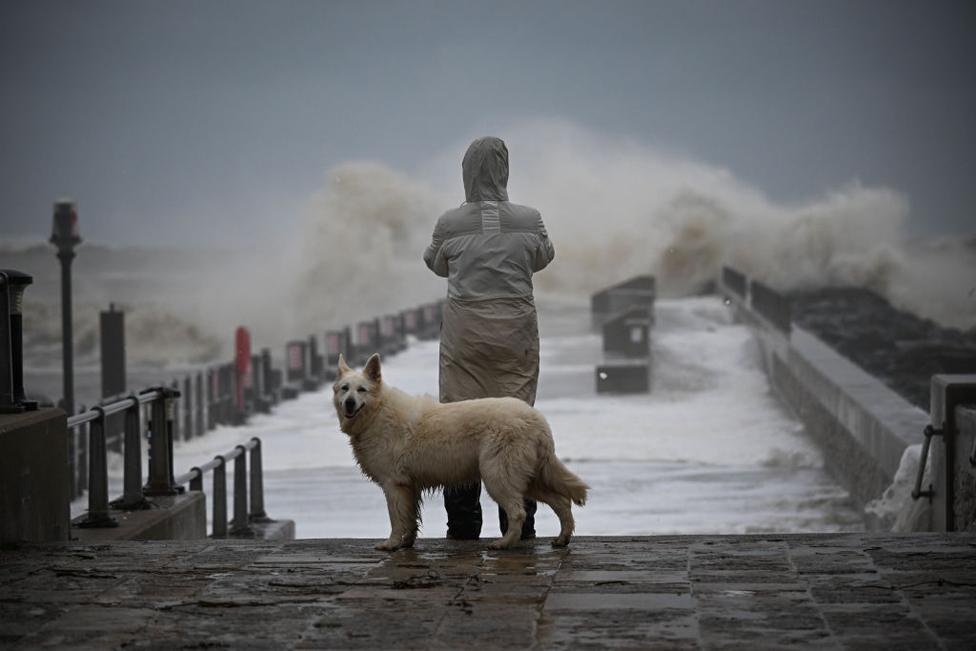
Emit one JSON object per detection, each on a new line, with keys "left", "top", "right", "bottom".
{"left": 99, "top": 304, "right": 125, "bottom": 452}
{"left": 114, "top": 396, "right": 149, "bottom": 510}
{"left": 213, "top": 455, "right": 227, "bottom": 538}
{"left": 249, "top": 438, "right": 268, "bottom": 521}
{"left": 77, "top": 407, "right": 118, "bottom": 528}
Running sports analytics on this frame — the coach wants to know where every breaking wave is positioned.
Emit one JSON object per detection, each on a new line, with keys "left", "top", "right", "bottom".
{"left": 15, "top": 119, "right": 976, "bottom": 369}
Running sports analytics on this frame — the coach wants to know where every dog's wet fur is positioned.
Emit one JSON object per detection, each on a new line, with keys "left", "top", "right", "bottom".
{"left": 333, "top": 353, "right": 588, "bottom": 551}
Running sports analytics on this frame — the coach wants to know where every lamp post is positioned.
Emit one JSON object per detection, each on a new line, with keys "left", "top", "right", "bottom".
{"left": 50, "top": 200, "right": 81, "bottom": 415}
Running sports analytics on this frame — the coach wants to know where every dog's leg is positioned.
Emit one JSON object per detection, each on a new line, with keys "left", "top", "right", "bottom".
{"left": 400, "top": 488, "right": 421, "bottom": 548}
{"left": 530, "top": 490, "right": 575, "bottom": 547}
{"left": 376, "top": 482, "right": 416, "bottom": 551}
{"left": 483, "top": 481, "right": 526, "bottom": 550}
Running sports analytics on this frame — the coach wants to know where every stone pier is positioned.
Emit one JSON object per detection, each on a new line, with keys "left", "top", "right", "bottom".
{"left": 2, "top": 533, "right": 976, "bottom": 649}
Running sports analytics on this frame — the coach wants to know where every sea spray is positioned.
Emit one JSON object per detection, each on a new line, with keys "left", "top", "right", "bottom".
{"left": 15, "top": 120, "right": 976, "bottom": 369}
{"left": 430, "top": 121, "right": 973, "bottom": 328}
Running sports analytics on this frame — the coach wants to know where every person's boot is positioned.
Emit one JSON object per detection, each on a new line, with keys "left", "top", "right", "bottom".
{"left": 445, "top": 483, "right": 482, "bottom": 540}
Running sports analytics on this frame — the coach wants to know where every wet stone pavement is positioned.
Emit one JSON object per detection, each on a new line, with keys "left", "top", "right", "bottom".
{"left": 2, "top": 533, "right": 976, "bottom": 649}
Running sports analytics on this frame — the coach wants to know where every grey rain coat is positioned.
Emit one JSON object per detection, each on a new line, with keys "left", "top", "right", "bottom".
{"left": 424, "top": 137, "right": 555, "bottom": 405}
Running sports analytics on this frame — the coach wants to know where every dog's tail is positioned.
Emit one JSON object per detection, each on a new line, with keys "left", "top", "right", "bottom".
{"left": 540, "top": 453, "right": 589, "bottom": 506}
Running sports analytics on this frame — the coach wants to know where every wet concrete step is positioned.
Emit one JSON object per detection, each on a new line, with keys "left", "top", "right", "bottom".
{"left": 2, "top": 533, "right": 975, "bottom": 648}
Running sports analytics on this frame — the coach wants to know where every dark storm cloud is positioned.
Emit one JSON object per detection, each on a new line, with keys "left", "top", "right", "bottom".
{"left": 1, "top": 0, "right": 973, "bottom": 246}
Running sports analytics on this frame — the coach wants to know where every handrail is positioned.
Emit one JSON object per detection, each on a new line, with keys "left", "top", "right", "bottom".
{"left": 67, "top": 389, "right": 164, "bottom": 429}
{"left": 174, "top": 437, "right": 258, "bottom": 485}
{"left": 68, "top": 382, "right": 268, "bottom": 538}
{"left": 912, "top": 425, "right": 942, "bottom": 501}
{"left": 176, "top": 436, "right": 267, "bottom": 538}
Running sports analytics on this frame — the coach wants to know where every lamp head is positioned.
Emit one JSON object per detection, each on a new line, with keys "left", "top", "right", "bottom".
{"left": 50, "top": 200, "right": 82, "bottom": 251}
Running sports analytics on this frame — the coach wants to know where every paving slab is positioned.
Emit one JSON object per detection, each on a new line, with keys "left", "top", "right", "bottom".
{"left": 2, "top": 533, "right": 976, "bottom": 649}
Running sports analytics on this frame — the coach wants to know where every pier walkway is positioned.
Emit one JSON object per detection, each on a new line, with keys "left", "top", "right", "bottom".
{"left": 3, "top": 533, "right": 975, "bottom": 649}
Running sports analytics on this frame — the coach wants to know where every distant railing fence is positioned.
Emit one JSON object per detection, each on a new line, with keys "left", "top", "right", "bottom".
{"left": 719, "top": 266, "right": 793, "bottom": 335}
{"left": 721, "top": 266, "right": 747, "bottom": 299}
{"left": 65, "top": 299, "right": 447, "bottom": 517}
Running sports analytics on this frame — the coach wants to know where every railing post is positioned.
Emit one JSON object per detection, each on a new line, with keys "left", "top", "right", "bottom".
{"left": 230, "top": 363, "right": 242, "bottom": 425}
{"left": 67, "top": 423, "right": 77, "bottom": 500}
{"left": 249, "top": 438, "right": 268, "bottom": 521}
{"left": 206, "top": 368, "right": 215, "bottom": 430}
{"left": 219, "top": 365, "right": 228, "bottom": 425}
{"left": 189, "top": 468, "right": 203, "bottom": 492}
{"left": 170, "top": 379, "right": 181, "bottom": 442}
{"left": 77, "top": 407, "right": 118, "bottom": 528}
{"left": 231, "top": 445, "right": 253, "bottom": 536}
{"left": 144, "top": 387, "right": 180, "bottom": 496}
{"left": 217, "top": 365, "right": 225, "bottom": 425}
{"left": 195, "top": 371, "right": 204, "bottom": 436}
{"left": 213, "top": 456, "right": 227, "bottom": 538}
{"left": 183, "top": 375, "right": 193, "bottom": 440}
{"left": 261, "top": 347, "right": 274, "bottom": 403}
{"left": 113, "top": 396, "right": 149, "bottom": 510}
{"left": 77, "top": 404, "right": 88, "bottom": 497}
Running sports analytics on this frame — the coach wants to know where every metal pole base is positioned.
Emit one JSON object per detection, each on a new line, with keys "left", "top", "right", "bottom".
{"left": 75, "top": 513, "right": 119, "bottom": 529}
{"left": 229, "top": 523, "right": 255, "bottom": 538}
{"left": 109, "top": 496, "right": 154, "bottom": 511}
{"left": 142, "top": 483, "right": 181, "bottom": 497}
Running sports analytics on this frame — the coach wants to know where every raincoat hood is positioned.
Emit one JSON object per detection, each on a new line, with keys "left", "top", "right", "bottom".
{"left": 462, "top": 137, "right": 509, "bottom": 202}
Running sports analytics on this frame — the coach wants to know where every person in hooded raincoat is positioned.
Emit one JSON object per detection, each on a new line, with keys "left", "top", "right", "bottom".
{"left": 423, "top": 136, "right": 555, "bottom": 540}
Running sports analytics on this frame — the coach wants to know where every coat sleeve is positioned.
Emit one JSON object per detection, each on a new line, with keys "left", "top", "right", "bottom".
{"left": 423, "top": 218, "right": 449, "bottom": 277}
{"left": 532, "top": 213, "right": 556, "bottom": 272}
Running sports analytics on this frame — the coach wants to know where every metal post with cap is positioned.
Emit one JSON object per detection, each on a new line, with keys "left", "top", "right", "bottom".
{"left": 50, "top": 200, "right": 81, "bottom": 416}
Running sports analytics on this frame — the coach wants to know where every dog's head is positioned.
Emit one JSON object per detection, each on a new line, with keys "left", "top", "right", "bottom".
{"left": 333, "top": 353, "right": 382, "bottom": 428}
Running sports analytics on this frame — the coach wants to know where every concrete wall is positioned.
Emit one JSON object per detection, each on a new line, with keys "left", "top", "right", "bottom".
{"left": 722, "top": 286, "right": 928, "bottom": 520}
{"left": 951, "top": 405, "right": 976, "bottom": 531}
{"left": 1, "top": 408, "right": 70, "bottom": 543}
{"left": 73, "top": 492, "right": 207, "bottom": 542}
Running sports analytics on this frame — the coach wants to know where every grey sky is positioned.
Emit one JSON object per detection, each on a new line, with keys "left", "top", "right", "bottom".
{"left": 1, "top": 0, "right": 973, "bottom": 247}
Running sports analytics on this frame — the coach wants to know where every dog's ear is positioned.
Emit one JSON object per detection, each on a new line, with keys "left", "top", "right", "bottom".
{"left": 337, "top": 353, "right": 351, "bottom": 376}
{"left": 363, "top": 353, "right": 382, "bottom": 383}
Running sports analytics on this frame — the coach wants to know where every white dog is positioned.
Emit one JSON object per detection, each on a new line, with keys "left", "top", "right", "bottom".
{"left": 333, "top": 353, "right": 588, "bottom": 551}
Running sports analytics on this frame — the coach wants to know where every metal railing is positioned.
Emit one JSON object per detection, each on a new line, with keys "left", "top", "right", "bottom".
{"left": 175, "top": 437, "right": 267, "bottom": 538}
{"left": 68, "top": 386, "right": 180, "bottom": 528}
{"left": 749, "top": 279, "right": 792, "bottom": 334}
{"left": 721, "top": 266, "right": 748, "bottom": 299}
{"left": 68, "top": 387, "right": 268, "bottom": 538}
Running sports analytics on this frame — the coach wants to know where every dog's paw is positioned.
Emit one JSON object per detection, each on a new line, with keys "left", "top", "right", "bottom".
{"left": 375, "top": 540, "right": 400, "bottom": 552}
{"left": 487, "top": 538, "right": 513, "bottom": 550}
{"left": 551, "top": 536, "right": 570, "bottom": 548}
